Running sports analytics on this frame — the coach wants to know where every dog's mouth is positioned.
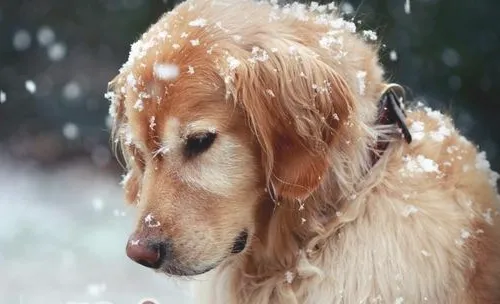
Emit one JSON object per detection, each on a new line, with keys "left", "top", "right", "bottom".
{"left": 154, "top": 229, "right": 249, "bottom": 277}
{"left": 231, "top": 229, "right": 249, "bottom": 254}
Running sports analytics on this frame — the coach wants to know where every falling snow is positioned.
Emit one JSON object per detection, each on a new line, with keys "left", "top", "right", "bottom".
{"left": 37, "top": 26, "right": 56, "bottom": 46}
{"left": 47, "top": 42, "right": 67, "bottom": 61}
{"left": 0, "top": 91, "right": 6, "bottom": 104}
{"left": 25, "top": 80, "right": 37, "bottom": 94}
{"left": 404, "top": 0, "right": 411, "bottom": 14}
{"left": 390, "top": 50, "right": 398, "bottom": 61}
{"left": 62, "top": 122, "right": 79, "bottom": 140}
{"left": 12, "top": 29, "right": 32, "bottom": 51}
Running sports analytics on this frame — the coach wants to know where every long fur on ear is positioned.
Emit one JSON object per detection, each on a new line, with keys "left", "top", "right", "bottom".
{"left": 225, "top": 41, "right": 356, "bottom": 200}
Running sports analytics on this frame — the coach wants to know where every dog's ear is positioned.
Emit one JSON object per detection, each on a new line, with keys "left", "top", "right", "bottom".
{"left": 229, "top": 44, "right": 355, "bottom": 200}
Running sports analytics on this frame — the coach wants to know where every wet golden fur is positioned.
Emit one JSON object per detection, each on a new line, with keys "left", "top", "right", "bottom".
{"left": 108, "top": 0, "right": 500, "bottom": 303}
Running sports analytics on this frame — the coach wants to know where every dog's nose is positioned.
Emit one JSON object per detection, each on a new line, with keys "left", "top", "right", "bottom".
{"left": 126, "top": 235, "right": 171, "bottom": 269}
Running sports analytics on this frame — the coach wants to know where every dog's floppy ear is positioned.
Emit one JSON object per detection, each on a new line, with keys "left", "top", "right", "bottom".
{"left": 229, "top": 44, "right": 355, "bottom": 200}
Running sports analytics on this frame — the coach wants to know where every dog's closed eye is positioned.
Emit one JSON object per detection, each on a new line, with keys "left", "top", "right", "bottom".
{"left": 184, "top": 132, "right": 217, "bottom": 158}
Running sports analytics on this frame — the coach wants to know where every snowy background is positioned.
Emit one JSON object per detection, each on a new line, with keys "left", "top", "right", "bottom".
{"left": 0, "top": 0, "right": 499, "bottom": 303}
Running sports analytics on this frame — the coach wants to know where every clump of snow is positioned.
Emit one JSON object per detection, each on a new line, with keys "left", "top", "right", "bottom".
{"left": 356, "top": 71, "right": 367, "bottom": 95}
{"left": 0, "top": 91, "right": 5, "bottom": 104}
{"left": 12, "top": 29, "right": 32, "bottom": 51}
{"left": 133, "top": 99, "right": 144, "bottom": 112}
{"left": 408, "top": 121, "right": 425, "bottom": 141}
{"left": 188, "top": 18, "right": 207, "bottom": 27}
{"left": 144, "top": 213, "right": 161, "bottom": 228}
{"left": 47, "top": 42, "right": 67, "bottom": 61}
{"left": 113, "top": 209, "right": 127, "bottom": 217}
{"left": 187, "top": 65, "right": 195, "bottom": 74}
{"left": 249, "top": 46, "right": 270, "bottom": 63}
{"left": 180, "top": 32, "right": 189, "bottom": 38}
{"left": 149, "top": 116, "right": 156, "bottom": 130}
{"left": 402, "top": 204, "right": 418, "bottom": 217}
{"left": 266, "top": 89, "right": 275, "bottom": 97}
{"left": 190, "top": 39, "right": 200, "bottom": 46}
{"left": 37, "top": 26, "right": 55, "bottom": 46}
{"left": 362, "top": 30, "right": 377, "bottom": 41}
{"left": 227, "top": 56, "right": 241, "bottom": 70}
{"left": 120, "top": 171, "right": 133, "bottom": 188}
{"left": 25, "top": 80, "right": 37, "bottom": 94}
{"left": 153, "top": 63, "right": 180, "bottom": 81}
{"left": 400, "top": 155, "right": 441, "bottom": 176}
{"left": 284, "top": 271, "right": 295, "bottom": 284}
{"left": 395, "top": 296, "right": 404, "bottom": 304}
{"left": 389, "top": 50, "right": 398, "bottom": 61}
{"left": 62, "top": 122, "right": 79, "bottom": 140}
{"left": 424, "top": 108, "right": 452, "bottom": 142}
{"left": 475, "top": 151, "right": 500, "bottom": 187}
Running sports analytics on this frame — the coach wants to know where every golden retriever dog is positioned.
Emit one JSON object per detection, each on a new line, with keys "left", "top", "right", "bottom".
{"left": 106, "top": 0, "right": 500, "bottom": 303}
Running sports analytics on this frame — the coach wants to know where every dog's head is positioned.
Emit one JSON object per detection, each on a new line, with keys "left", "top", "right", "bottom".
{"left": 108, "top": 0, "right": 379, "bottom": 276}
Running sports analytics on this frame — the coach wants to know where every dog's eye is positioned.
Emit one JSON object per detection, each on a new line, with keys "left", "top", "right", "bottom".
{"left": 185, "top": 132, "right": 217, "bottom": 158}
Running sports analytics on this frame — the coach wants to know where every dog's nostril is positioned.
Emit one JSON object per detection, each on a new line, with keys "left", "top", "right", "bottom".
{"left": 231, "top": 230, "right": 248, "bottom": 254}
{"left": 126, "top": 238, "right": 172, "bottom": 269}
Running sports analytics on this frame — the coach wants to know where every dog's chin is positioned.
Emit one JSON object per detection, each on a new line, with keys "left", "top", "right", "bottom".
{"left": 157, "top": 261, "right": 220, "bottom": 277}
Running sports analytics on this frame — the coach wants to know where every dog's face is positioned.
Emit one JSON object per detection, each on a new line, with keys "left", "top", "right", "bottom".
{"left": 109, "top": 0, "right": 362, "bottom": 276}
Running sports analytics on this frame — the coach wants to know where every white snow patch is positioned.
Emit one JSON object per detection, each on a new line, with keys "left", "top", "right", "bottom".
{"left": 144, "top": 213, "right": 161, "bottom": 228}
{"left": 475, "top": 151, "right": 500, "bottom": 187}
{"left": 483, "top": 208, "right": 494, "bottom": 226}
{"left": 133, "top": 99, "right": 144, "bottom": 112}
{"left": 227, "top": 56, "right": 241, "bottom": 70}
{"left": 356, "top": 71, "right": 367, "bottom": 95}
{"left": 190, "top": 39, "right": 200, "bottom": 46}
{"left": 188, "top": 65, "right": 195, "bottom": 74}
{"left": 188, "top": 18, "right": 207, "bottom": 27}
{"left": 362, "top": 30, "right": 377, "bottom": 41}
{"left": 153, "top": 63, "right": 180, "bottom": 81}
{"left": 266, "top": 89, "right": 275, "bottom": 97}
{"left": 402, "top": 204, "right": 418, "bottom": 217}
{"left": 284, "top": 271, "right": 295, "bottom": 284}
{"left": 408, "top": 121, "right": 425, "bottom": 141}
{"left": 25, "top": 80, "right": 37, "bottom": 94}
{"left": 400, "top": 155, "right": 440, "bottom": 176}
{"left": 149, "top": 116, "right": 156, "bottom": 131}
{"left": 429, "top": 125, "right": 452, "bottom": 142}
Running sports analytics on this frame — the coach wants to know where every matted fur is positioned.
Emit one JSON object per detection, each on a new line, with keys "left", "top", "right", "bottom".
{"left": 107, "top": 0, "right": 500, "bottom": 303}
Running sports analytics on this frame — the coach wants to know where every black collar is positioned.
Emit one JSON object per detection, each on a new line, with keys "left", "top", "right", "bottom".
{"left": 371, "top": 84, "right": 412, "bottom": 165}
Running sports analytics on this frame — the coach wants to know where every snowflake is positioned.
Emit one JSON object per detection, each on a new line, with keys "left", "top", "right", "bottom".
{"left": 0, "top": 91, "right": 5, "bottom": 104}
{"left": 25, "top": 80, "right": 37, "bottom": 94}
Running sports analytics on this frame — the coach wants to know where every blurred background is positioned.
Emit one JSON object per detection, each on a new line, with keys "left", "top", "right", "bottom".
{"left": 0, "top": 0, "right": 498, "bottom": 303}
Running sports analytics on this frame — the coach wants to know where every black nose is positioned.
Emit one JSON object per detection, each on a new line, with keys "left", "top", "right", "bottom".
{"left": 126, "top": 235, "right": 172, "bottom": 269}
{"left": 231, "top": 230, "right": 248, "bottom": 254}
